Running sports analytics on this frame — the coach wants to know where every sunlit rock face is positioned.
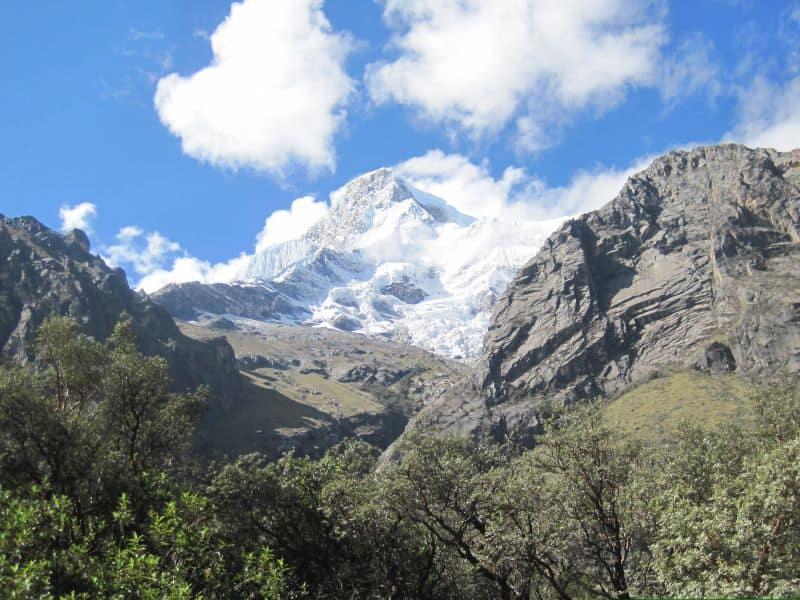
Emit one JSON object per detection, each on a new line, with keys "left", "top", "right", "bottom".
{"left": 395, "top": 144, "right": 800, "bottom": 445}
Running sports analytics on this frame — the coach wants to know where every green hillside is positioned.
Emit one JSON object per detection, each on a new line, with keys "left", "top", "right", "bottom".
{"left": 602, "top": 369, "right": 754, "bottom": 436}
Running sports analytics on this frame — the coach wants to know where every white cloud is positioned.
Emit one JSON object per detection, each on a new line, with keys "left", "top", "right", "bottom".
{"left": 102, "top": 193, "right": 328, "bottom": 293}
{"left": 727, "top": 75, "right": 800, "bottom": 151}
{"left": 394, "top": 150, "right": 649, "bottom": 221}
{"left": 366, "top": 0, "right": 666, "bottom": 141}
{"left": 395, "top": 151, "right": 534, "bottom": 219}
{"left": 514, "top": 115, "right": 560, "bottom": 154}
{"left": 102, "top": 228, "right": 181, "bottom": 276}
{"left": 531, "top": 157, "right": 654, "bottom": 217}
{"left": 255, "top": 195, "right": 329, "bottom": 251}
{"left": 154, "top": 0, "right": 355, "bottom": 175}
{"left": 59, "top": 202, "right": 97, "bottom": 233}
{"left": 102, "top": 225, "right": 252, "bottom": 293}
{"left": 137, "top": 254, "right": 252, "bottom": 294}
{"left": 118, "top": 225, "right": 143, "bottom": 241}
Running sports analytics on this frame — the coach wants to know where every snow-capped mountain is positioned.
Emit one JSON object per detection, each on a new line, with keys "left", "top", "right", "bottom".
{"left": 152, "top": 168, "right": 564, "bottom": 360}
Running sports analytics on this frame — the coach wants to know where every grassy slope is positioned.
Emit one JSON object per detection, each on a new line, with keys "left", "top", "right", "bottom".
{"left": 182, "top": 320, "right": 467, "bottom": 458}
{"left": 602, "top": 369, "right": 753, "bottom": 437}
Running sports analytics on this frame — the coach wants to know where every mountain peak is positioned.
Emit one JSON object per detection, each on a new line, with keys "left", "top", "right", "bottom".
{"left": 240, "top": 165, "right": 479, "bottom": 291}
{"left": 330, "top": 167, "right": 412, "bottom": 211}
{"left": 184, "top": 160, "right": 538, "bottom": 359}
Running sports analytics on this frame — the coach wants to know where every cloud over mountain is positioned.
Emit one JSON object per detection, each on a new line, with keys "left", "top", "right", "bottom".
{"left": 729, "top": 75, "right": 800, "bottom": 152}
{"left": 154, "top": 0, "right": 355, "bottom": 175}
{"left": 58, "top": 202, "right": 97, "bottom": 233}
{"left": 255, "top": 196, "right": 329, "bottom": 252}
{"left": 394, "top": 149, "right": 650, "bottom": 221}
{"left": 100, "top": 225, "right": 250, "bottom": 294}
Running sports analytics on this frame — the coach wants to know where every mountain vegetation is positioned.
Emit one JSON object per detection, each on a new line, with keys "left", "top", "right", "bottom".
{"left": 0, "top": 214, "right": 242, "bottom": 414}
{"left": 1, "top": 315, "right": 798, "bottom": 598}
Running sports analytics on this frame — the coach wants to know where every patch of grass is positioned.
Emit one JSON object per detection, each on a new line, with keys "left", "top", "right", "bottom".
{"left": 602, "top": 369, "right": 753, "bottom": 437}
{"left": 270, "top": 370, "right": 384, "bottom": 417}
{"left": 198, "top": 373, "right": 333, "bottom": 458}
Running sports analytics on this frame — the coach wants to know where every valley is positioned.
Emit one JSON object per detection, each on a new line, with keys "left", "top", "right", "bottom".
{"left": 2, "top": 143, "right": 799, "bottom": 598}
{"left": 178, "top": 317, "right": 466, "bottom": 459}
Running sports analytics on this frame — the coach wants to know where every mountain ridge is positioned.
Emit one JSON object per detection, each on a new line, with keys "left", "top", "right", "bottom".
{"left": 387, "top": 143, "right": 800, "bottom": 447}
{"left": 0, "top": 214, "right": 242, "bottom": 412}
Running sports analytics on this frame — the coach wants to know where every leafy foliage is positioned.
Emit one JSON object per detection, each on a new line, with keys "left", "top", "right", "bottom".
{"left": 0, "top": 315, "right": 798, "bottom": 598}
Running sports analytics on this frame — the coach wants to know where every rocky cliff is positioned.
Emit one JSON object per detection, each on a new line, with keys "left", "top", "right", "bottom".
{"left": 407, "top": 144, "right": 800, "bottom": 442}
{"left": 0, "top": 215, "right": 242, "bottom": 412}
{"left": 152, "top": 281, "right": 308, "bottom": 322}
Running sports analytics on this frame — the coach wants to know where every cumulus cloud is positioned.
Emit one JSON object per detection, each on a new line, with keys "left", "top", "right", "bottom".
{"left": 366, "top": 0, "right": 666, "bottom": 141}
{"left": 101, "top": 225, "right": 251, "bottom": 293}
{"left": 530, "top": 157, "right": 654, "bottom": 217}
{"left": 395, "top": 150, "right": 649, "bottom": 222}
{"left": 154, "top": 0, "right": 355, "bottom": 175}
{"left": 103, "top": 193, "right": 329, "bottom": 293}
{"left": 137, "top": 254, "right": 252, "bottom": 294}
{"left": 58, "top": 202, "right": 97, "bottom": 233}
{"left": 727, "top": 75, "right": 800, "bottom": 152}
{"left": 102, "top": 228, "right": 181, "bottom": 276}
{"left": 255, "top": 195, "right": 329, "bottom": 251}
{"left": 395, "top": 151, "right": 534, "bottom": 218}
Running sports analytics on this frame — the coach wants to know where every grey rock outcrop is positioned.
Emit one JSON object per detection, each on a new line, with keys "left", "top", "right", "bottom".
{"left": 152, "top": 281, "right": 307, "bottom": 322}
{"left": 336, "top": 364, "right": 414, "bottom": 385}
{"left": 381, "top": 279, "right": 427, "bottom": 304}
{"left": 0, "top": 215, "right": 242, "bottom": 412}
{"left": 408, "top": 144, "right": 800, "bottom": 441}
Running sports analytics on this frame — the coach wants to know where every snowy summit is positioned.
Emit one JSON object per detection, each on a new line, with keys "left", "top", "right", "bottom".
{"left": 153, "top": 167, "right": 565, "bottom": 360}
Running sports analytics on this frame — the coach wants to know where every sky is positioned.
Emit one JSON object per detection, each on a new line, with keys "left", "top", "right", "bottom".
{"left": 1, "top": 0, "right": 798, "bottom": 291}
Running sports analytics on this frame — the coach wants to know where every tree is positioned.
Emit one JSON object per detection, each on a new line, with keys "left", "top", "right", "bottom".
{"left": 100, "top": 317, "right": 206, "bottom": 483}
{"left": 385, "top": 433, "right": 533, "bottom": 599}
{"left": 645, "top": 380, "right": 800, "bottom": 598}
{"left": 0, "top": 318, "right": 106, "bottom": 515}
{"left": 209, "top": 441, "right": 378, "bottom": 597}
{"left": 519, "top": 405, "right": 651, "bottom": 600}
{"left": 35, "top": 315, "right": 105, "bottom": 415}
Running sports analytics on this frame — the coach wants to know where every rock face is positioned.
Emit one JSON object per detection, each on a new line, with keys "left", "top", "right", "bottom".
{"left": 380, "top": 279, "right": 427, "bottom": 304}
{"left": 408, "top": 144, "right": 800, "bottom": 442}
{"left": 152, "top": 281, "right": 307, "bottom": 322}
{"left": 0, "top": 215, "right": 242, "bottom": 412}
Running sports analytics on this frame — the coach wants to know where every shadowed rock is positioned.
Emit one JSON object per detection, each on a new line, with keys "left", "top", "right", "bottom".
{"left": 0, "top": 215, "right": 242, "bottom": 413}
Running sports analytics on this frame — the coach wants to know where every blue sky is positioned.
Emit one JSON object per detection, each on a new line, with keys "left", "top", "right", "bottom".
{"left": 1, "top": 0, "right": 798, "bottom": 291}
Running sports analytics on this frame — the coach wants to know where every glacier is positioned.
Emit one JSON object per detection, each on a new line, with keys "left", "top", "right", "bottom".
{"left": 153, "top": 167, "right": 565, "bottom": 360}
